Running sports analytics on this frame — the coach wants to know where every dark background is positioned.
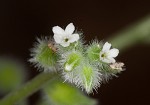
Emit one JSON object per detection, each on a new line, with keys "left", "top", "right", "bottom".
{"left": 0, "top": 0, "right": 150, "bottom": 105}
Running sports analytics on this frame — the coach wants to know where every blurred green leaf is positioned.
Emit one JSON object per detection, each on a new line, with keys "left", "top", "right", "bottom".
{"left": 42, "top": 79, "right": 97, "bottom": 105}
{"left": 109, "top": 15, "right": 150, "bottom": 50}
{"left": 0, "top": 57, "right": 27, "bottom": 93}
{"left": 144, "top": 34, "right": 150, "bottom": 44}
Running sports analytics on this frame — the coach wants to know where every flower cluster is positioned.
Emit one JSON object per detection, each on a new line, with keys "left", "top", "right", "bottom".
{"left": 30, "top": 23, "right": 124, "bottom": 93}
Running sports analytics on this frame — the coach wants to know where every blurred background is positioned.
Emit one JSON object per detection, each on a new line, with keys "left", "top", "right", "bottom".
{"left": 0, "top": 0, "right": 150, "bottom": 105}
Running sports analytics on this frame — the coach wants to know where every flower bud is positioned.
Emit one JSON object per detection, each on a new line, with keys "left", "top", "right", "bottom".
{"left": 64, "top": 51, "right": 82, "bottom": 72}
{"left": 72, "top": 61, "right": 102, "bottom": 94}
{"left": 86, "top": 41, "right": 102, "bottom": 61}
{"left": 29, "top": 37, "right": 58, "bottom": 72}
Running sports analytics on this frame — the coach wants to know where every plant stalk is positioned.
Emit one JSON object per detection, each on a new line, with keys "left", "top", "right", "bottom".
{"left": 0, "top": 73, "right": 57, "bottom": 105}
{"left": 109, "top": 15, "right": 150, "bottom": 50}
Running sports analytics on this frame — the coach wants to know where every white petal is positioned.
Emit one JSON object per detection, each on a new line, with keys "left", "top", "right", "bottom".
{"left": 69, "top": 34, "right": 79, "bottom": 43}
{"left": 65, "top": 23, "right": 75, "bottom": 34}
{"left": 102, "top": 42, "right": 111, "bottom": 52}
{"left": 108, "top": 57, "right": 116, "bottom": 63}
{"left": 101, "top": 58, "right": 112, "bottom": 63}
{"left": 52, "top": 26, "right": 65, "bottom": 34}
{"left": 60, "top": 42, "right": 70, "bottom": 47}
{"left": 53, "top": 34, "right": 63, "bottom": 43}
{"left": 108, "top": 48, "right": 119, "bottom": 57}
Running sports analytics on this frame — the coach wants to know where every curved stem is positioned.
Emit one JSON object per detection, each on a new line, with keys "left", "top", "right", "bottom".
{"left": 109, "top": 15, "right": 150, "bottom": 50}
{"left": 0, "top": 73, "right": 57, "bottom": 105}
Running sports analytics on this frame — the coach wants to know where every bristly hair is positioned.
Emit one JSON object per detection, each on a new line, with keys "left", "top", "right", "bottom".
{"left": 29, "top": 36, "right": 58, "bottom": 72}
{"left": 75, "top": 60, "right": 102, "bottom": 94}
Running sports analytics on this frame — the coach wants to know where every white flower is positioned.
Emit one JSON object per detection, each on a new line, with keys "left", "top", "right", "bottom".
{"left": 52, "top": 23, "right": 79, "bottom": 47}
{"left": 100, "top": 42, "right": 119, "bottom": 63}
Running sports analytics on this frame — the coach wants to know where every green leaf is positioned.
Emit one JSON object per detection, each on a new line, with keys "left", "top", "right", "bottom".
{"left": 0, "top": 57, "right": 26, "bottom": 93}
{"left": 43, "top": 79, "right": 97, "bottom": 105}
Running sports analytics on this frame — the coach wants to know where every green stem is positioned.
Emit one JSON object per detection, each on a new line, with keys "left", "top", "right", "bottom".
{"left": 109, "top": 15, "right": 150, "bottom": 50}
{"left": 0, "top": 73, "right": 57, "bottom": 105}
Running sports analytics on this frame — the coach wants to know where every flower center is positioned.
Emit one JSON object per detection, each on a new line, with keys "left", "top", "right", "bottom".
{"left": 64, "top": 38, "right": 69, "bottom": 42}
{"left": 101, "top": 53, "right": 105, "bottom": 57}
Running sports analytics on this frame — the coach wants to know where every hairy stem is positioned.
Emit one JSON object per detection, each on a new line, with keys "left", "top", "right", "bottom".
{"left": 0, "top": 73, "right": 57, "bottom": 105}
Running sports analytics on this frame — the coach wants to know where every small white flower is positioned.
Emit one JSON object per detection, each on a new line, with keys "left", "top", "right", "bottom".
{"left": 52, "top": 23, "right": 79, "bottom": 47}
{"left": 100, "top": 42, "right": 119, "bottom": 63}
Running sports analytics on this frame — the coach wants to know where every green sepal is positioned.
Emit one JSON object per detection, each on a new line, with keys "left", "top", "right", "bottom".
{"left": 86, "top": 42, "right": 102, "bottom": 61}
{"left": 64, "top": 51, "right": 82, "bottom": 72}
{"left": 36, "top": 43, "right": 57, "bottom": 68}
{"left": 30, "top": 37, "right": 58, "bottom": 72}
{"left": 82, "top": 65, "right": 93, "bottom": 93}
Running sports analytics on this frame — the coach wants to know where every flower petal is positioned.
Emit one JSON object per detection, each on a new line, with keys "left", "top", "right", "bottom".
{"left": 52, "top": 26, "right": 65, "bottom": 34}
{"left": 102, "top": 42, "right": 111, "bottom": 52}
{"left": 108, "top": 57, "right": 116, "bottom": 63}
{"left": 101, "top": 58, "right": 112, "bottom": 63}
{"left": 65, "top": 23, "right": 75, "bottom": 34}
{"left": 108, "top": 48, "right": 119, "bottom": 58}
{"left": 69, "top": 34, "right": 79, "bottom": 43}
{"left": 54, "top": 34, "right": 63, "bottom": 43}
{"left": 60, "top": 42, "right": 70, "bottom": 47}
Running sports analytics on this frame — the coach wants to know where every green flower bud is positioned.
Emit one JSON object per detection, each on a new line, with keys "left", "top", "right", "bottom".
{"left": 86, "top": 41, "right": 102, "bottom": 61}
{"left": 29, "top": 37, "right": 58, "bottom": 72}
{"left": 69, "top": 60, "right": 102, "bottom": 94}
{"left": 64, "top": 51, "right": 82, "bottom": 72}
